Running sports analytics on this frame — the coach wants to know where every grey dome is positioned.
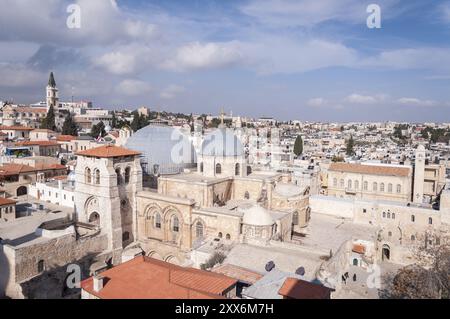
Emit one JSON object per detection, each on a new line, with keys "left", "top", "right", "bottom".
{"left": 126, "top": 125, "right": 196, "bottom": 175}
{"left": 200, "top": 128, "right": 243, "bottom": 157}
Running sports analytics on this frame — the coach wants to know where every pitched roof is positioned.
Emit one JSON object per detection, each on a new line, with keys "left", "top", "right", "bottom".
{"left": 57, "top": 135, "right": 77, "bottom": 142}
{"left": 76, "top": 145, "right": 141, "bottom": 158}
{"left": 212, "top": 264, "right": 264, "bottom": 284}
{"left": 0, "top": 163, "right": 66, "bottom": 176}
{"left": 329, "top": 162, "right": 411, "bottom": 177}
{"left": 0, "top": 197, "right": 17, "bottom": 206}
{"left": 352, "top": 244, "right": 366, "bottom": 255}
{"left": 80, "top": 256, "right": 237, "bottom": 299}
{"left": 16, "top": 140, "right": 60, "bottom": 147}
{"left": 278, "top": 277, "right": 334, "bottom": 299}
{"left": 0, "top": 125, "right": 34, "bottom": 131}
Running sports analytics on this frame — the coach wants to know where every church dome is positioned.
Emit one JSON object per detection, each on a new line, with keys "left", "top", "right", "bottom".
{"left": 241, "top": 205, "right": 274, "bottom": 226}
{"left": 200, "top": 128, "right": 243, "bottom": 157}
{"left": 274, "top": 183, "right": 304, "bottom": 197}
{"left": 125, "top": 125, "right": 196, "bottom": 175}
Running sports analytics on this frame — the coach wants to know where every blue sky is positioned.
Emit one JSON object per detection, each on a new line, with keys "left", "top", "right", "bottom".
{"left": 1, "top": 0, "right": 450, "bottom": 122}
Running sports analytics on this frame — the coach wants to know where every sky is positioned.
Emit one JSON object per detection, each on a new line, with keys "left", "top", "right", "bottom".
{"left": 1, "top": 0, "right": 450, "bottom": 122}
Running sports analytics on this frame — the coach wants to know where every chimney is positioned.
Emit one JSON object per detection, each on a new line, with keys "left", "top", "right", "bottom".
{"left": 93, "top": 275, "right": 104, "bottom": 292}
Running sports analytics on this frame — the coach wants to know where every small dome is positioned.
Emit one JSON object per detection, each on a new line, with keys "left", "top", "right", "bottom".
{"left": 200, "top": 128, "right": 243, "bottom": 157}
{"left": 274, "top": 183, "right": 304, "bottom": 197}
{"left": 241, "top": 205, "right": 274, "bottom": 226}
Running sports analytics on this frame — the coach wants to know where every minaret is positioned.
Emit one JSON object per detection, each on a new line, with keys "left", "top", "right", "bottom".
{"left": 46, "top": 72, "right": 59, "bottom": 111}
{"left": 413, "top": 145, "right": 425, "bottom": 203}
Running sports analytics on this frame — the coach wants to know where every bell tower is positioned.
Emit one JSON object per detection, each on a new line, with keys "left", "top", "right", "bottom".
{"left": 413, "top": 145, "right": 425, "bottom": 203}
{"left": 46, "top": 72, "right": 59, "bottom": 111}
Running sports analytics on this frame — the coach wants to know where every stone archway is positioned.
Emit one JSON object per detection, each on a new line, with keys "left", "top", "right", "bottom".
{"left": 88, "top": 212, "right": 100, "bottom": 226}
{"left": 16, "top": 186, "right": 27, "bottom": 196}
{"left": 164, "top": 255, "right": 179, "bottom": 265}
{"left": 147, "top": 251, "right": 163, "bottom": 260}
{"left": 382, "top": 244, "right": 390, "bottom": 261}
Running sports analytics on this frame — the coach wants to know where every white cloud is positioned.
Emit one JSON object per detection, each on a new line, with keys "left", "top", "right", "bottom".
{"left": 160, "top": 85, "right": 186, "bottom": 99}
{"left": 240, "top": 0, "right": 400, "bottom": 28}
{"left": 396, "top": 97, "right": 437, "bottom": 107}
{"left": 345, "top": 94, "right": 377, "bottom": 104}
{"left": 116, "top": 79, "right": 152, "bottom": 96}
{"left": 307, "top": 97, "right": 328, "bottom": 107}
{"left": 162, "top": 41, "right": 244, "bottom": 71}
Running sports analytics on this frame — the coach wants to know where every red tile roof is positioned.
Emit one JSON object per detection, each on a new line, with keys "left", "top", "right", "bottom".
{"left": 329, "top": 162, "right": 411, "bottom": 177}
{"left": 16, "top": 140, "right": 60, "bottom": 147}
{"left": 76, "top": 145, "right": 141, "bottom": 158}
{"left": 0, "top": 125, "right": 34, "bottom": 131}
{"left": 0, "top": 197, "right": 16, "bottom": 206}
{"left": 278, "top": 278, "right": 334, "bottom": 299}
{"left": 16, "top": 107, "right": 47, "bottom": 113}
{"left": 352, "top": 244, "right": 366, "bottom": 255}
{"left": 81, "top": 256, "right": 237, "bottom": 299}
{"left": 57, "top": 135, "right": 77, "bottom": 142}
{"left": 212, "top": 264, "right": 263, "bottom": 284}
{"left": 0, "top": 163, "right": 66, "bottom": 176}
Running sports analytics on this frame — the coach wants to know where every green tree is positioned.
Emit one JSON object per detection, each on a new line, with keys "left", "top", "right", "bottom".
{"left": 293, "top": 135, "right": 303, "bottom": 157}
{"left": 61, "top": 113, "right": 78, "bottom": 136}
{"left": 346, "top": 135, "right": 355, "bottom": 156}
{"left": 40, "top": 105, "right": 57, "bottom": 131}
{"left": 130, "top": 111, "right": 149, "bottom": 132}
{"left": 90, "top": 121, "right": 106, "bottom": 138}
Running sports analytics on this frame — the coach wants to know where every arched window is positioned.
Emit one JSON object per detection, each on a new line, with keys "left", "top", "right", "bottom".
{"left": 353, "top": 258, "right": 358, "bottom": 266}
{"left": 122, "top": 231, "right": 130, "bottom": 241}
{"left": 172, "top": 216, "right": 179, "bottom": 232}
{"left": 387, "top": 212, "right": 391, "bottom": 219}
{"left": 388, "top": 183, "right": 393, "bottom": 193}
{"left": 244, "top": 191, "right": 250, "bottom": 199}
{"left": 218, "top": 232, "right": 223, "bottom": 238}
{"left": 215, "top": 163, "right": 222, "bottom": 174}
{"left": 116, "top": 168, "right": 122, "bottom": 185}
{"left": 235, "top": 163, "right": 240, "bottom": 176}
{"left": 347, "top": 180, "right": 352, "bottom": 189}
{"left": 380, "top": 183, "right": 385, "bottom": 192}
{"left": 392, "top": 213, "right": 395, "bottom": 219}
{"left": 363, "top": 181, "right": 368, "bottom": 191}
{"left": 340, "top": 179, "right": 344, "bottom": 188}
{"left": 195, "top": 221, "right": 204, "bottom": 238}
{"left": 388, "top": 231, "right": 392, "bottom": 237}
{"left": 383, "top": 212, "right": 386, "bottom": 218}
{"left": 333, "top": 178, "right": 337, "bottom": 187}
{"left": 95, "top": 169, "right": 100, "bottom": 185}
{"left": 226, "top": 234, "right": 231, "bottom": 240}
{"left": 355, "top": 180, "right": 359, "bottom": 190}
{"left": 373, "top": 182, "right": 378, "bottom": 191}
{"left": 292, "top": 211, "right": 299, "bottom": 225}
{"left": 411, "top": 215, "right": 415, "bottom": 222}
{"left": 428, "top": 217, "right": 432, "bottom": 225}
{"left": 155, "top": 213, "right": 161, "bottom": 229}
{"left": 411, "top": 235, "right": 415, "bottom": 241}
{"left": 124, "top": 167, "right": 131, "bottom": 184}
{"left": 396, "top": 184, "right": 401, "bottom": 193}
{"left": 85, "top": 168, "right": 91, "bottom": 184}
{"left": 37, "top": 260, "right": 45, "bottom": 273}
{"left": 199, "top": 162, "right": 204, "bottom": 173}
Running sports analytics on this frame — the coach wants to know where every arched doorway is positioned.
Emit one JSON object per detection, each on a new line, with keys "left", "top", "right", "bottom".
{"left": 382, "top": 244, "right": 390, "bottom": 261}
{"left": 16, "top": 186, "right": 27, "bottom": 196}
{"left": 89, "top": 212, "right": 100, "bottom": 226}
{"left": 353, "top": 258, "right": 359, "bottom": 266}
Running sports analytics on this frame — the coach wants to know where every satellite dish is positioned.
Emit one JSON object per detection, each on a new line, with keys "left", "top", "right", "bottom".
{"left": 265, "top": 261, "right": 275, "bottom": 272}
{"left": 295, "top": 266, "right": 305, "bottom": 276}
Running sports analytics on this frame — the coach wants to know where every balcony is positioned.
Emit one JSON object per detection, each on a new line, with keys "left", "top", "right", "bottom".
{"left": 345, "top": 188, "right": 356, "bottom": 194}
